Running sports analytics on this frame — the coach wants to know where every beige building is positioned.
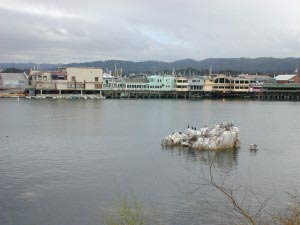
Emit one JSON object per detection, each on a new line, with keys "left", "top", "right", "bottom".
{"left": 59, "top": 67, "right": 103, "bottom": 90}
{"left": 212, "top": 75, "right": 234, "bottom": 92}
{"left": 29, "top": 67, "right": 103, "bottom": 94}
{"left": 28, "top": 71, "right": 54, "bottom": 89}
{"left": 233, "top": 77, "right": 250, "bottom": 92}
{"left": 175, "top": 77, "right": 189, "bottom": 92}
{"left": 203, "top": 76, "right": 214, "bottom": 92}
{"left": 203, "top": 75, "right": 252, "bottom": 93}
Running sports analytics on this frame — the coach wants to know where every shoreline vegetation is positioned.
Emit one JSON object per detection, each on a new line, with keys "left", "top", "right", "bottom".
{"left": 103, "top": 159, "right": 300, "bottom": 225}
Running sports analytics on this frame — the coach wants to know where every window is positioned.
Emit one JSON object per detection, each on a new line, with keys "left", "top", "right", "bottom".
{"left": 43, "top": 76, "right": 47, "bottom": 81}
{"left": 71, "top": 76, "right": 75, "bottom": 81}
{"left": 95, "top": 77, "right": 99, "bottom": 82}
{"left": 95, "top": 84, "right": 102, "bottom": 89}
{"left": 38, "top": 76, "right": 42, "bottom": 81}
{"left": 76, "top": 83, "right": 83, "bottom": 89}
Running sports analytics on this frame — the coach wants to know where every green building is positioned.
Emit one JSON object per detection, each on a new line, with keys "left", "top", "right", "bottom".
{"left": 146, "top": 75, "right": 175, "bottom": 91}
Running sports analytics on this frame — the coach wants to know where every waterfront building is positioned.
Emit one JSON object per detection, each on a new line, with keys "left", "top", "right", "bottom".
{"left": 59, "top": 67, "right": 103, "bottom": 90}
{"left": 102, "top": 73, "right": 118, "bottom": 90}
{"left": 117, "top": 77, "right": 149, "bottom": 90}
{"left": 29, "top": 70, "right": 52, "bottom": 81}
{"left": 262, "top": 83, "right": 300, "bottom": 91}
{"left": 28, "top": 67, "right": 103, "bottom": 95}
{"left": 212, "top": 75, "right": 234, "bottom": 92}
{"left": 0, "top": 73, "right": 28, "bottom": 92}
{"left": 206, "top": 74, "right": 271, "bottom": 93}
{"left": 175, "top": 77, "right": 189, "bottom": 92}
{"left": 147, "top": 75, "right": 175, "bottom": 91}
{"left": 203, "top": 76, "right": 214, "bottom": 92}
{"left": 260, "top": 83, "right": 300, "bottom": 100}
{"left": 188, "top": 76, "right": 204, "bottom": 91}
{"left": 233, "top": 76, "right": 250, "bottom": 92}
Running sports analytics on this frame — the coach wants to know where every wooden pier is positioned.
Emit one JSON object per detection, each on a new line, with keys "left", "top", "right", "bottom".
{"left": 15, "top": 84, "right": 300, "bottom": 101}
{"left": 101, "top": 90, "right": 254, "bottom": 100}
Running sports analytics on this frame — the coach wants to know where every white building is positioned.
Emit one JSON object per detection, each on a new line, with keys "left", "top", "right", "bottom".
{"left": 0, "top": 73, "right": 28, "bottom": 91}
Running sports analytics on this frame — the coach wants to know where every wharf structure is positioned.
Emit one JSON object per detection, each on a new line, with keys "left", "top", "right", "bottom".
{"left": 102, "top": 72, "right": 300, "bottom": 101}
{"left": 28, "top": 67, "right": 103, "bottom": 97}
{"left": 3, "top": 66, "right": 300, "bottom": 101}
{"left": 101, "top": 74, "right": 274, "bottom": 99}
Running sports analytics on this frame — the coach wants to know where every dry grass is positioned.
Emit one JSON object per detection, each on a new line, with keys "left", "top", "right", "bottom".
{"left": 103, "top": 195, "right": 161, "bottom": 225}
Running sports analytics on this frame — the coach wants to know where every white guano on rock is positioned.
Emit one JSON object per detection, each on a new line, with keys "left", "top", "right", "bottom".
{"left": 161, "top": 122, "right": 240, "bottom": 151}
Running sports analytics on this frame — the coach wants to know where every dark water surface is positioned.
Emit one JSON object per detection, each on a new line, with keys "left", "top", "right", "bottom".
{"left": 1, "top": 99, "right": 300, "bottom": 225}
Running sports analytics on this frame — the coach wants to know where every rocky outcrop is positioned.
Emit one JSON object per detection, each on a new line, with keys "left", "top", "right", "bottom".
{"left": 162, "top": 122, "right": 240, "bottom": 151}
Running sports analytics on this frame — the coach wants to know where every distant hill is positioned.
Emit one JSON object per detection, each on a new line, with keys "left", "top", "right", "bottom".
{"left": 1, "top": 57, "right": 300, "bottom": 74}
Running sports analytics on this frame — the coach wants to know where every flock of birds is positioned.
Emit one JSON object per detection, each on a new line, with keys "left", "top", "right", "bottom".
{"left": 186, "top": 123, "right": 258, "bottom": 151}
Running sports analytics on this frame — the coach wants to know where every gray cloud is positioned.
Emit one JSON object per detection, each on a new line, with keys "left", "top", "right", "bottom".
{"left": 1, "top": 0, "right": 300, "bottom": 63}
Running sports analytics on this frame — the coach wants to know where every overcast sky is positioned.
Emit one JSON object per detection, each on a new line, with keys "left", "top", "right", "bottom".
{"left": 1, "top": 0, "right": 300, "bottom": 63}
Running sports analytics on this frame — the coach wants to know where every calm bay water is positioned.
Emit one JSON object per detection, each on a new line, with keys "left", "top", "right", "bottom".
{"left": 1, "top": 99, "right": 300, "bottom": 225}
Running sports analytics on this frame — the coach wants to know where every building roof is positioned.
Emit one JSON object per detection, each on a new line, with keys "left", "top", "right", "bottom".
{"left": 263, "top": 83, "right": 300, "bottom": 89}
{"left": 176, "top": 77, "right": 188, "bottom": 80}
{"left": 29, "top": 70, "right": 51, "bottom": 76}
{"left": 147, "top": 74, "right": 174, "bottom": 77}
{"left": 187, "top": 76, "right": 203, "bottom": 79}
{"left": 123, "top": 78, "right": 149, "bottom": 83}
{"left": 103, "top": 73, "right": 118, "bottom": 79}
{"left": 243, "top": 75, "right": 272, "bottom": 81}
{"left": 275, "top": 74, "right": 296, "bottom": 81}
{"left": 0, "top": 73, "right": 27, "bottom": 81}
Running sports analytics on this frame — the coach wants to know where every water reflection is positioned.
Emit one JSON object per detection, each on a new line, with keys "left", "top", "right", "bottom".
{"left": 162, "top": 146, "right": 239, "bottom": 170}
{"left": 250, "top": 149, "right": 258, "bottom": 156}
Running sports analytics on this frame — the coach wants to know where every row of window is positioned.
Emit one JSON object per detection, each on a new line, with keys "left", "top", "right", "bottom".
{"left": 177, "top": 80, "right": 188, "bottom": 83}
{"left": 234, "top": 86, "right": 249, "bottom": 89}
{"left": 214, "top": 79, "right": 250, "bottom": 84}
{"left": 126, "top": 85, "right": 170, "bottom": 89}
{"left": 127, "top": 84, "right": 149, "bottom": 88}
{"left": 213, "top": 86, "right": 233, "bottom": 89}
{"left": 191, "top": 80, "right": 202, "bottom": 83}
{"left": 32, "top": 76, "right": 48, "bottom": 81}
{"left": 71, "top": 76, "right": 100, "bottom": 82}
{"left": 176, "top": 85, "right": 188, "bottom": 89}
{"left": 67, "top": 83, "right": 84, "bottom": 89}
{"left": 234, "top": 80, "right": 250, "bottom": 84}
{"left": 65, "top": 83, "right": 102, "bottom": 89}
{"left": 95, "top": 84, "right": 102, "bottom": 89}
{"left": 190, "top": 86, "right": 203, "bottom": 90}
{"left": 213, "top": 86, "right": 249, "bottom": 90}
